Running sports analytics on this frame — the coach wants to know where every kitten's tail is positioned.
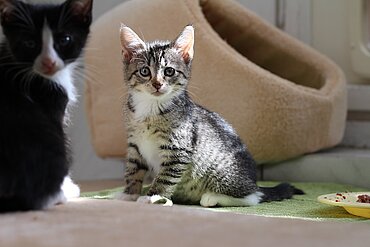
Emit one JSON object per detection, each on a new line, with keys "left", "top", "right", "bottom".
{"left": 258, "top": 182, "right": 304, "bottom": 202}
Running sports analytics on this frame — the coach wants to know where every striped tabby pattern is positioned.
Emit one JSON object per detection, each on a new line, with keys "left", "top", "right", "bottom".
{"left": 117, "top": 25, "right": 303, "bottom": 207}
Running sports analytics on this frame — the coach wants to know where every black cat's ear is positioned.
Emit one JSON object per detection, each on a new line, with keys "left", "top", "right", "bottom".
{"left": 0, "top": 0, "right": 16, "bottom": 23}
{"left": 65, "top": 0, "right": 93, "bottom": 23}
{"left": 119, "top": 24, "right": 146, "bottom": 62}
{"left": 173, "top": 25, "right": 194, "bottom": 63}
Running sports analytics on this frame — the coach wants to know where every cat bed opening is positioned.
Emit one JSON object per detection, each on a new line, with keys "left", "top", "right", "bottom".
{"left": 200, "top": 0, "right": 325, "bottom": 90}
{"left": 84, "top": 0, "right": 347, "bottom": 163}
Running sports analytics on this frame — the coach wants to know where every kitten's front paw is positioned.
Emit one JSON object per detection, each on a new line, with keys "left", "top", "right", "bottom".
{"left": 137, "top": 195, "right": 173, "bottom": 206}
{"left": 114, "top": 192, "right": 140, "bottom": 201}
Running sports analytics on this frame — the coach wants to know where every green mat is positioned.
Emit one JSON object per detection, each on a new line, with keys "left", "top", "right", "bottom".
{"left": 81, "top": 182, "right": 370, "bottom": 223}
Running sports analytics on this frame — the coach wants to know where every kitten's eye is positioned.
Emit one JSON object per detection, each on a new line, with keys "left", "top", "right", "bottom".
{"left": 164, "top": 67, "right": 175, "bottom": 77}
{"left": 58, "top": 35, "right": 73, "bottom": 47}
{"left": 139, "top": 67, "right": 151, "bottom": 77}
{"left": 23, "top": 40, "right": 36, "bottom": 49}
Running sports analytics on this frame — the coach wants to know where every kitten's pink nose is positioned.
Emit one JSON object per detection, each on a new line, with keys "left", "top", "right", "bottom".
{"left": 152, "top": 82, "right": 162, "bottom": 90}
{"left": 41, "top": 58, "right": 56, "bottom": 74}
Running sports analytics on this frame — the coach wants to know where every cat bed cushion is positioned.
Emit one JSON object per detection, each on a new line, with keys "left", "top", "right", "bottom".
{"left": 84, "top": 0, "right": 347, "bottom": 163}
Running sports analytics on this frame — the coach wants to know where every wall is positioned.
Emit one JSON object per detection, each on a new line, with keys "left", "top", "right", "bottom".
{"left": 69, "top": 0, "right": 125, "bottom": 181}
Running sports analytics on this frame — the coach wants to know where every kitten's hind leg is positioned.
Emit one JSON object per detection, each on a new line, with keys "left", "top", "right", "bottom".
{"left": 200, "top": 192, "right": 264, "bottom": 207}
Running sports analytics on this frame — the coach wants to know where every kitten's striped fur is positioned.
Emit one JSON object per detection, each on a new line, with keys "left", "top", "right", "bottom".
{"left": 117, "top": 25, "right": 303, "bottom": 207}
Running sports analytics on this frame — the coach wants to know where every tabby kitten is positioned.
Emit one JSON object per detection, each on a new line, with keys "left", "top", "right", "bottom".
{"left": 117, "top": 25, "right": 303, "bottom": 207}
{"left": 0, "top": 0, "right": 93, "bottom": 212}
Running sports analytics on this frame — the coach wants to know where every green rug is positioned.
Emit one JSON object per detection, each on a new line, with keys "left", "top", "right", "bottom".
{"left": 81, "top": 182, "right": 370, "bottom": 223}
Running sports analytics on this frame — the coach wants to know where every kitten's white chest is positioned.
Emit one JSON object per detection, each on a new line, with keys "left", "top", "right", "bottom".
{"left": 134, "top": 128, "right": 162, "bottom": 175}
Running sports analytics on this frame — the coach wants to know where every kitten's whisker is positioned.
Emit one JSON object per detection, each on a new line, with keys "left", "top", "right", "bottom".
{"left": 186, "top": 87, "right": 200, "bottom": 102}
{"left": 117, "top": 85, "right": 129, "bottom": 102}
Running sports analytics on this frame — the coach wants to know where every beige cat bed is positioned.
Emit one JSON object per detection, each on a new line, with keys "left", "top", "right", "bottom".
{"left": 84, "top": 0, "right": 347, "bottom": 163}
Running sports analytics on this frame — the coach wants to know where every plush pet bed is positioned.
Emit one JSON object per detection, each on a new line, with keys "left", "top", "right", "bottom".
{"left": 84, "top": 0, "right": 347, "bottom": 162}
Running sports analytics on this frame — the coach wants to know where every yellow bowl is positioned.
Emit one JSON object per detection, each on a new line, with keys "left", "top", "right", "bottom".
{"left": 343, "top": 207, "right": 370, "bottom": 218}
{"left": 318, "top": 192, "right": 370, "bottom": 219}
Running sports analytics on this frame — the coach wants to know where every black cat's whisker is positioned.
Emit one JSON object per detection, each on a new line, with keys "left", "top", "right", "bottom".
{"left": 6, "top": 65, "right": 31, "bottom": 79}
{"left": 0, "top": 54, "right": 16, "bottom": 61}
{"left": 72, "top": 65, "right": 102, "bottom": 86}
{"left": 2, "top": 62, "right": 32, "bottom": 71}
{"left": 14, "top": 68, "right": 31, "bottom": 95}
{"left": 82, "top": 47, "right": 101, "bottom": 52}
{"left": 0, "top": 61, "right": 32, "bottom": 66}
{"left": 21, "top": 70, "right": 37, "bottom": 99}
{"left": 72, "top": 70, "right": 98, "bottom": 87}
{"left": 79, "top": 65, "right": 109, "bottom": 86}
{"left": 83, "top": 63, "right": 103, "bottom": 74}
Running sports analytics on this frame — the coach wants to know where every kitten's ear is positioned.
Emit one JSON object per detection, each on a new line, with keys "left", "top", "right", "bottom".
{"left": 174, "top": 25, "right": 194, "bottom": 63}
{"left": 65, "top": 0, "right": 93, "bottom": 23}
{"left": 0, "top": 0, "right": 16, "bottom": 22}
{"left": 120, "top": 24, "right": 146, "bottom": 62}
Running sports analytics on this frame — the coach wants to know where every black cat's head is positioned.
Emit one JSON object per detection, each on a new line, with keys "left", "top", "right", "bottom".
{"left": 0, "top": 0, "right": 93, "bottom": 79}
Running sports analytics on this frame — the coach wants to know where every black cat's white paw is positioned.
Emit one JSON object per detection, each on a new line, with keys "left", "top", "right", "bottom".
{"left": 61, "top": 176, "right": 80, "bottom": 200}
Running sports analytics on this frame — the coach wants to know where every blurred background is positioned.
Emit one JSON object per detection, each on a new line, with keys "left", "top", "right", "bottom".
{"left": 6, "top": 1, "right": 370, "bottom": 187}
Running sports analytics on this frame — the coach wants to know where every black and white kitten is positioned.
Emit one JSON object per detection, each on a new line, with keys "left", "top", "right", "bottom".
{"left": 117, "top": 25, "right": 303, "bottom": 207}
{"left": 0, "top": 0, "right": 93, "bottom": 212}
